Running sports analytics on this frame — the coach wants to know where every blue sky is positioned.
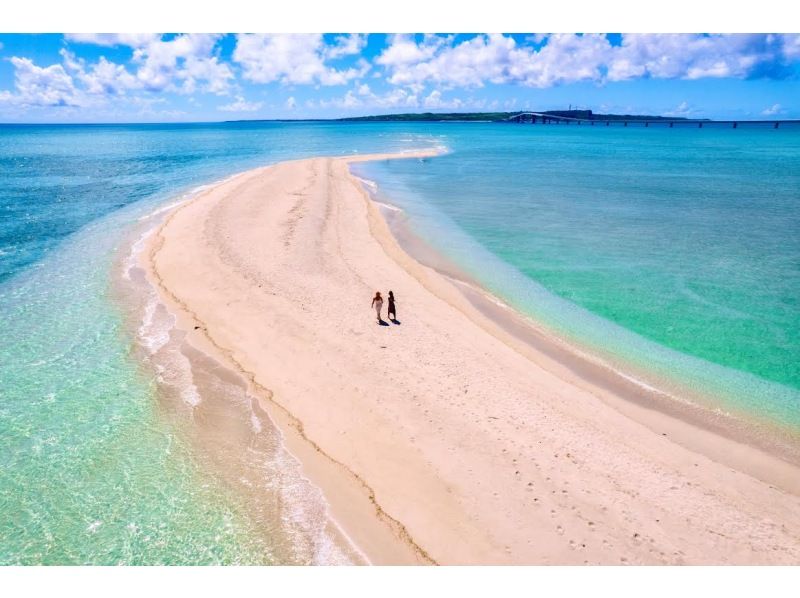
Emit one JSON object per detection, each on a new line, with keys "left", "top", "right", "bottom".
{"left": 0, "top": 33, "right": 798, "bottom": 122}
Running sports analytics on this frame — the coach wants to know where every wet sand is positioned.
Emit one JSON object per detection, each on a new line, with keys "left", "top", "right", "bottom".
{"left": 142, "top": 152, "right": 800, "bottom": 564}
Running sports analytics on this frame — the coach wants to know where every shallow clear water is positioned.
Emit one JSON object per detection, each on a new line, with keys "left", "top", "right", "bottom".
{"left": 353, "top": 122, "right": 800, "bottom": 431}
{"left": 0, "top": 122, "right": 440, "bottom": 564}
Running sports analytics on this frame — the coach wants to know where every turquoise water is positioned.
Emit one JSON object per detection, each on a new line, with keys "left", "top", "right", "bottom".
{"left": 0, "top": 122, "right": 441, "bottom": 564}
{"left": 1, "top": 121, "right": 798, "bottom": 563}
{"left": 353, "top": 123, "right": 800, "bottom": 431}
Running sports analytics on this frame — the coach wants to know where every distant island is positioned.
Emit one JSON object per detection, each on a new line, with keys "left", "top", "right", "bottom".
{"left": 226, "top": 109, "right": 703, "bottom": 124}
{"left": 335, "top": 110, "right": 694, "bottom": 122}
{"left": 226, "top": 109, "right": 797, "bottom": 126}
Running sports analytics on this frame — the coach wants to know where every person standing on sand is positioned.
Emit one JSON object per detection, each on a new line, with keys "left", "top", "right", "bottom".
{"left": 371, "top": 291, "right": 383, "bottom": 323}
{"left": 387, "top": 290, "right": 397, "bottom": 322}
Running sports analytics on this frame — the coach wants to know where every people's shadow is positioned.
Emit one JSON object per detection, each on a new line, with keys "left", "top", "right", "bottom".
{"left": 378, "top": 318, "right": 390, "bottom": 326}
{"left": 390, "top": 318, "right": 401, "bottom": 325}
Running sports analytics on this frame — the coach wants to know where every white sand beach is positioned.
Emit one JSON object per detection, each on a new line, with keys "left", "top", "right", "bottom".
{"left": 142, "top": 152, "right": 800, "bottom": 565}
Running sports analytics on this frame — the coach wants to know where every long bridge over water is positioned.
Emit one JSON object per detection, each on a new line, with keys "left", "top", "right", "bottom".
{"left": 506, "top": 112, "right": 798, "bottom": 129}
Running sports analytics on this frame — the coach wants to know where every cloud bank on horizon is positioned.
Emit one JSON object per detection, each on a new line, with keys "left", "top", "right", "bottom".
{"left": 0, "top": 33, "right": 798, "bottom": 122}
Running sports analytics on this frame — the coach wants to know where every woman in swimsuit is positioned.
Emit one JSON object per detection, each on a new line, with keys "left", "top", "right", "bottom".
{"left": 371, "top": 291, "right": 383, "bottom": 323}
{"left": 387, "top": 290, "right": 397, "bottom": 322}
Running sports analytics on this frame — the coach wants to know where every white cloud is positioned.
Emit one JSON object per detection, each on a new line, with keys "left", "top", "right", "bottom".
{"left": 132, "top": 34, "right": 233, "bottom": 94}
{"left": 607, "top": 34, "right": 789, "bottom": 81}
{"left": 376, "top": 33, "right": 800, "bottom": 90}
{"left": 780, "top": 34, "right": 800, "bottom": 60}
{"left": 60, "top": 34, "right": 233, "bottom": 97}
{"left": 65, "top": 33, "right": 161, "bottom": 48}
{"left": 60, "top": 49, "right": 139, "bottom": 96}
{"left": 233, "top": 34, "right": 368, "bottom": 86}
{"left": 377, "top": 33, "right": 608, "bottom": 89}
{"left": 325, "top": 84, "right": 497, "bottom": 112}
{"left": 664, "top": 101, "right": 694, "bottom": 117}
{"left": 341, "top": 90, "right": 361, "bottom": 108}
{"left": 218, "top": 95, "right": 263, "bottom": 112}
{"left": 0, "top": 57, "right": 86, "bottom": 107}
{"left": 762, "top": 103, "right": 783, "bottom": 116}
{"left": 507, "top": 34, "right": 611, "bottom": 88}
{"left": 376, "top": 34, "right": 449, "bottom": 69}
{"left": 423, "top": 89, "right": 463, "bottom": 109}
{"left": 325, "top": 34, "right": 368, "bottom": 60}
{"left": 285, "top": 96, "right": 297, "bottom": 109}
{"left": 321, "top": 85, "right": 418, "bottom": 110}
{"left": 524, "top": 34, "right": 548, "bottom": 45}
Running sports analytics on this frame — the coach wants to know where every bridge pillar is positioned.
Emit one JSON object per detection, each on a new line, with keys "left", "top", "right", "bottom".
{"left": 775, "top": 122, "right": 780, "bottom": 129}
{"left": 624, "top": 122, "right": 628, "bottom": 127}
{"left": 606, "top": 121, "right": 610, "bottom": 126}
{"left": 669, "top": 122, "right": 673, "bottom": 128}
{"left": 645, "top": 122, "right": 649, "bottom": 127}
{"left": 699, "top": 122, "right": 703, "bottom": 128}
{"left": 733, "top": 122, "right": 738, "bottom": 129}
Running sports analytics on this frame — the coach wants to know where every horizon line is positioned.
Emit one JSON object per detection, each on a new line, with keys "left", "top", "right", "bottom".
{"left": 2, "top": 110, "right": 800, "bottom": 127}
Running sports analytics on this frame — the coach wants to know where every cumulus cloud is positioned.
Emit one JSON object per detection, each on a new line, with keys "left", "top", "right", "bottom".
{"left": 65, "top": 33, "right": 161, "bottom": 47}
{"left": 132, "top": 34, "right": 233, "bottom": 94}
{"left": 57, "top": 34, "right": 235, "bottom": 97}
{"left": 324, "top": 84, "right": 471, "bottom": 111}
{"left": 233, "top": 34, "right": 369, "bottom": 86}
{"left": 376, "top": 33, "right": 613, "bottom": 88}
{"left": 285, "top": 96, "right": 296, "bottom": 109}
{"left": 60, "top": 49, "right": 138, "bottom": 95}
{"left": 325, "top": 34, "right": 368, "bottom": 60}
{"left": 320, "top": 86, "right": 414, "bottom": 110}
{"left": 218, "top": 95, "right": 263, "bottom": 112}
{"left": 664, "top": 101, "right": 695, "bottom": 117}
{"left": 376, "top": 34, "right": 450, "bottom": 69}
{"left": 762, "top": 103, "right": 783, "bottom": 116}
{"left": 0, "top": 57, "right": 86, "bottom": 107}
{"left": 423, "top": 89, "right": 463, "bottom": 109}
{"left": 607, "top": 34, "right": 794, "bottom": 81}
{"left": 780, "top": 34, "right": 800, "bottom": 59}
{"left": 376, "top": 33, "right": 800, "bottom": 90}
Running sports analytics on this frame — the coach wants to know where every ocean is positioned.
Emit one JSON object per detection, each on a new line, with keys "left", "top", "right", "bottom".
{"left": 1, "top": 121, "right": 798, "bottom": 563}
{"left": 352, "top": 122, "right": 800, "bottom": 432}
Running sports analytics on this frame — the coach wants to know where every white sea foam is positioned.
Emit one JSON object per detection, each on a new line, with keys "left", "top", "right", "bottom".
{"left": 179, "top": 377, "right": 202, "bottom": 407}
{"left": 136, "top": 199, "right": 184, "bottom": 222}
{"left": 249, "top": 410, "right": 263, "bottom": 434}
{"left": 353, "top": 174, "right": 378, "bottom": 192}
{"left": 137, "top": 291, "right": 172, "bottom": 355}
{"left": 122, "top": 227, "right": 152, "bottom": 281}
{"left": 375, "top": 200, "right": 403, "bottom": 213}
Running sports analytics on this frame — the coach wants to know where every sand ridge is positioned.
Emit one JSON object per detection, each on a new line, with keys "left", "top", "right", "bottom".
{"left": 145, "top": 152, "right": 800, "bottom": 564}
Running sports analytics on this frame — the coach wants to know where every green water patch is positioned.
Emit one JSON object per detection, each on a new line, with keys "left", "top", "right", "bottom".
{"left": 0, "top": 217, "right": 277, "bottom": 564}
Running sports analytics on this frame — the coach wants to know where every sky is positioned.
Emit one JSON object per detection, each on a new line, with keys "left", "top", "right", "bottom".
{"left": 0, "top": 33, "right": 798, "bottom": 123}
